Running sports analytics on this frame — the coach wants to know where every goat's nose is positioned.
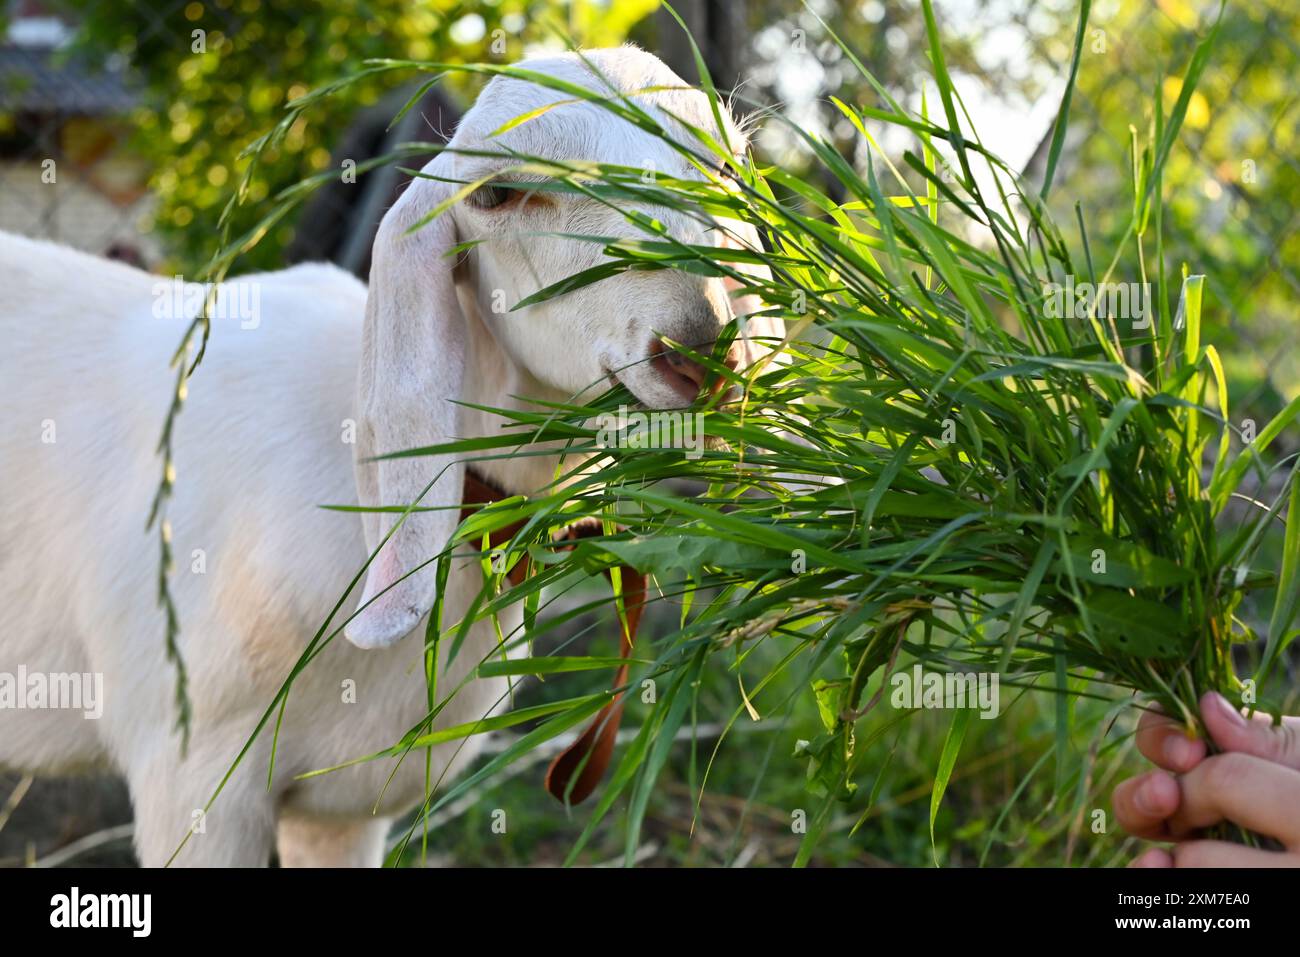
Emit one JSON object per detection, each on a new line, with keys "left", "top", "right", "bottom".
{"left": 660, "top": 343, "right": 709, "bottom": 388}
{"left": 658, "top": 339, "right": 744, "bottom": 377}
{"left": 653, "top": 337, "right": 745, "bottom": 400}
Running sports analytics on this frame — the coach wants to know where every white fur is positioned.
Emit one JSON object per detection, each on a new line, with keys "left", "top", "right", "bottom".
{"left": 0, "top": 46, "right": 779, "bottom": 867}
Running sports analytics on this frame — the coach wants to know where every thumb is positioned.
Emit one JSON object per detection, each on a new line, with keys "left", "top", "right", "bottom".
{"left": 1201, "top": 691, "right": 1300, "bottom": 771}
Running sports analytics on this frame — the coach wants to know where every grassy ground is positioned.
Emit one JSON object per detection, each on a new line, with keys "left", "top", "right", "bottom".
{"left": 386, "top": 579, "right": 1295, "bottom": 868}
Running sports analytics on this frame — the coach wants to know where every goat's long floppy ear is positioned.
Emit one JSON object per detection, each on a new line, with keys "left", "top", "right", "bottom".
{"left": 346, "top": 153, "right": 468, "bottom": 650}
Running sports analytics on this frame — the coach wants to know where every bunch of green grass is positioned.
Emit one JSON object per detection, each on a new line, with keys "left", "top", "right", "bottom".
{"left": 172, "top": 2, "right": 1298, "bottom": 865}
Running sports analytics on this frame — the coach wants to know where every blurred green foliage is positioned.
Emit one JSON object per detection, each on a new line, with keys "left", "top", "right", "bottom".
{"left": 1051, "top": 0, "right": 1299, "bottom": 416}
{"left": 61, "top": 0, "right": 657, "bottom": 271}
{"left": 691, "top": 1, "right": 1298, "bottom": 422}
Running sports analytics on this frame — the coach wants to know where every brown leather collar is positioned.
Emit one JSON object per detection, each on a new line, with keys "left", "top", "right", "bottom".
{"left": 460, "top": 469, "right": 533, "bottom": 586}
{"left": 459, "top": 468, "right": 645, "bottom": 804}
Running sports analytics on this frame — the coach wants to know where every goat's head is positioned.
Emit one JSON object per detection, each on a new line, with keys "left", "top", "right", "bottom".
{"left": 346, "top": 46, "right": 780, "bottom": 649}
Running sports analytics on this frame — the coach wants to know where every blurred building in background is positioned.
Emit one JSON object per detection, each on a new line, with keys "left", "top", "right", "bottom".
{"left": 0, "top": 0, "right": 156, "bottom": 263}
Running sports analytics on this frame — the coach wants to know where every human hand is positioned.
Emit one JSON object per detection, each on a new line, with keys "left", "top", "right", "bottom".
{"left": 1112, "top": 691, "right": 1300, "bottom": 867}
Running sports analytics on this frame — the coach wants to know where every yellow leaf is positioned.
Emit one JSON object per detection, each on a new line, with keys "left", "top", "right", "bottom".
{"left": 1162, "top": 77, "right": 1210, "bottom": 129}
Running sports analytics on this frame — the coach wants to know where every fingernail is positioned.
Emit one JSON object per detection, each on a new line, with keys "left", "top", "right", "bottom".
{"left": 1162, "top": 734, "right": 1196, "bottom": 767}
{"left": 1134, "top": 779, "right": 1159, "bottom": 815}
{"left": 1209, "top": 691, "right": 1245, "bottom": 727}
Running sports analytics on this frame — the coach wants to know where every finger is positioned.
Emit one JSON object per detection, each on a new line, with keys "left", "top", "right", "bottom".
{"left": 1172, "top": 840, "right": 1300, "bottom": 868}
{"left": 1136, "top": 706, "right": 1207, "bottom": 772}
{"left": 1168, "top": 752, "right": 1300, "bottom": 847}
{"left": 1113, "top": 770, "right": 1181, "bottom": 840}
{"left": 1201, "top": 692, "right": 1300, "bottom": 771}
{"left": 1130, "top": 847, "right": 1174, "bottom": 868}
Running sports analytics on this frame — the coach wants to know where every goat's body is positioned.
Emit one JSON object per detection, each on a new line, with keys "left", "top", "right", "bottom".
{"left": 0, "top": 45, "right": 768, "bottom": 866}
{"left": 0, "top": 232, "right": 521, "bottom": 865}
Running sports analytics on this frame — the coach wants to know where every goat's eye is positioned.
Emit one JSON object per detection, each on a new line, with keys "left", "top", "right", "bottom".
{"left": 467, "top": 183, "right": 513, "bottom": 210}
{"left": 466, "top": 181, "right": 553, "bottom": 212}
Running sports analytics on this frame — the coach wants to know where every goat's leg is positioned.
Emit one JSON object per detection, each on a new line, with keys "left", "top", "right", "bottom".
{"left": 276, "top": 814, "right": 390, "bottom": 867}
{"left": 128, "top": 758, "right": 277, "bottom": 867}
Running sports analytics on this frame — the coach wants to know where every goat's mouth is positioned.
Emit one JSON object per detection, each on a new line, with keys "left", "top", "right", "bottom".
{"left": 603, "top": 335, "right": 740, "bottom": 410}
{"left": 603, "top": 366, "right": 652, "bottom": 409}
{"left": 603, "top": 362, "right": 701, "bottom": 410}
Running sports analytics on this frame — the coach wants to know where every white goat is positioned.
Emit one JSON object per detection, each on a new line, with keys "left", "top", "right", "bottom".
{"left": 0, "top": 46, "right": 779, "bottom": 866}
